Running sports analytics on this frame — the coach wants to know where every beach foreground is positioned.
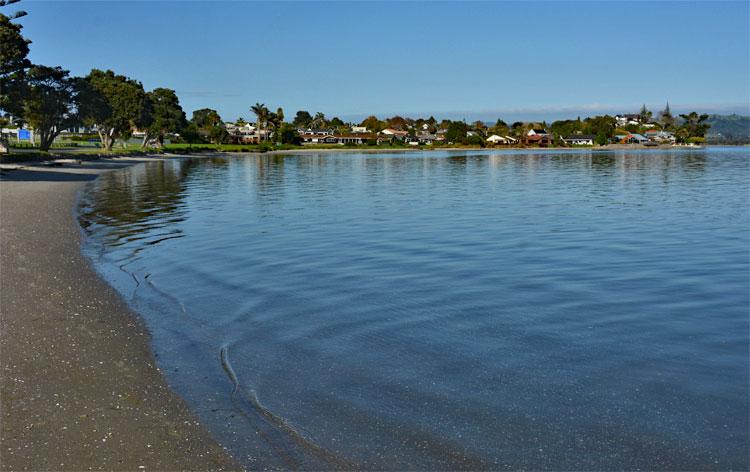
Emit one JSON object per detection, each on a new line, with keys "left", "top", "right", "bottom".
{"left": 0, "top": 158, "right": 238, "bottom": 471}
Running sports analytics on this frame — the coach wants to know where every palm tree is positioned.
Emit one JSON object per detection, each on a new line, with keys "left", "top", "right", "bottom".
{"left": 251, "top": 102, "right": 269, "bottom": 142}
{"left": 310, "top": 112, "right": 327, "bottom": 129}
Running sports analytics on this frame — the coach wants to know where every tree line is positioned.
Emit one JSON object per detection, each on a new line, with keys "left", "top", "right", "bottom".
{"left": 0, "top": 1, "right": 713, "bottom": 153}
{"left": 0, "top": 1, "right": 188, "bottom": 152}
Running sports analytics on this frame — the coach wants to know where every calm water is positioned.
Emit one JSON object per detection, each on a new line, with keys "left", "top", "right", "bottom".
{"left": 80, "top": 149, "right": 749, "bottom": 470}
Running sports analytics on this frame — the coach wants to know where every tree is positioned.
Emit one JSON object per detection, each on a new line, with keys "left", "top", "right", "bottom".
{"left": 142, "top": 88, "right": 186, "bottom": 147}
{"left": 251, "top": 102, "right": 269, "bottom": 141}
{"left": 583, "top": 115, "right": 616, "bottom": 141}
{"left": 278, "top": 122, "right": 300, "bottom": 145}
{"left": 292, "top": 110, "right": 312, "bottom": 128}
{"left": 444, "top": 120, "right": 468, "bottom": 143}
{"left": 489, "top": 119, "right": 510, "bottom": 136}
{"left": 386, "top": 115, "right": 409, "bottom": 130}
{"left": 360, "top": 115, "right": 384, "bottom": 133}
{"left": 659, "top": 102, "right": 675, "bottom": 129}
{"left": 510, "top": 121, "right": 528, "bottom": 139}
{"left": 208, "top": 124, "right": 228, "bottom": 144}
{"left": 0, "top": 0, "right": 31, "bottom": 152}
{"left": 678, "top": 112, "right": 710, "bottom": 140}
{"left": 329, "top": 116, "right": 345, "bottom": 128}
{"left": 21, "top": 65, "right": 78, "bottom": 151}
{"left": 310, "top": 111, "right": 327, "bottom": 129}
{"left": 189, "top": 108, "right": 223, "bottom": 144}
{"left": 79, "top": 69, "right": 148, "bottom": 151}
{"left": 638, "top": 104, "right": 652, "bottom": 124}
{"left": 191, "top": 108, "right": 221, "bottom": 128}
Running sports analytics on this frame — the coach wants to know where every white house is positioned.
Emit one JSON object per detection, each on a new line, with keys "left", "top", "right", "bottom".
{"left": 562, "top": 134, "right": 596, "bottom": 146}
{"left": 486, "top": 134, "right": 517, "bottom": 145}
{"left": 527, "top": 128, "right": 550, "bottom": 137}
{"left": 615, "top": 114, "right": 641, "bottom": 127}
{"left": 351, "top": 126, "right": 368, "bottom": 133}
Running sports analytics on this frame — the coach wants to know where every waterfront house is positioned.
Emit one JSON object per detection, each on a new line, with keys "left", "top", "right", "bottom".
{"left": 378, "top": 128, "right": 409, "bottom": 144}
{"left": 522, "top": 129, "right": 553, "bottom": 146}
{"left": 416, "top": 132, "right": 438, "bottom": 144}
{"left": 380, "top": 128, "right": 409, "bottom": 138}
{"left": 616, "top": 133, "right": 649, "bottom": 144}
{"left": 562, "top": 134, "right": 596, "bottom": 146}
{"left": 299, "top": 128, "right": 335, "bottom": 136}
{"left": 645, "top": 130, "right": 676, "bottom": 144}
{"left": 301, "top": 133, "right": 376, "bottom": 145}
{"left": 615, "top": 114, "right": 642, "bottom": 127}
{"left": 486, "top": 135, "right": 517, "bottom": 145}
{"left": 301, "top": 133, "right": 337, "bottom": 144}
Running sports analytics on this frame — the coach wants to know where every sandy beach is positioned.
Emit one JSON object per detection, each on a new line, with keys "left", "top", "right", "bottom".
{"left": 0, "top": 157, "right": 239, "bottom": 471}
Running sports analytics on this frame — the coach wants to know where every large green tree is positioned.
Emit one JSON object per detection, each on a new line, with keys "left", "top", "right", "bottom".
{"left": 677, "top": 112, "right": 710, "bottom": 142}
{"left": 444, "top": 121, "right": 468, "bottom": 143}
{"left": 360, "top": 115, "right": 384, "bottom": 133}
{"left": 0, "top": 0, "right": 30, "bottom": 151}
{"left": 191, "top": 108, "right": 221, "bottom": 128}
{"left": 141, "top": 88, "right": 186, "bottom": 147}
{"left": 190, "top": 108, "right": 224, "bottom": 144}
{"left": 292, "top": 110, "right": 312, "bottom": 128}
{"left": 21, "top": 65, "right": 78, "bottom": 151}
{"left": 79, "top": 69, "right": 148, "bottom": 151}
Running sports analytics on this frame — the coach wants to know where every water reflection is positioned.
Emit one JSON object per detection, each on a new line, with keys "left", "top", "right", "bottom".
{"left": 80, "top": 149, "right": 746, "bottom": 471}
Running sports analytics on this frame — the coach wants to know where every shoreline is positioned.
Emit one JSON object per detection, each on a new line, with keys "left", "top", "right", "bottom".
{"left": 0, "top": 142, "right": 719, "bottom": 164}
{"left": 0, "top": 157, "right": 240, "bottom": 471}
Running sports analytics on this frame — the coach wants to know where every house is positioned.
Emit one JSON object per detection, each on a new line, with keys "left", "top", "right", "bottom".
{"left": 380, "top": 128, "right": 409, "bottom": 138}
{"left": 486, "top": 135, "right": 517, "bottom": 145}
{"left": 301, "top": 133, "right": 338, "bottom": 144}
{"left": 522, "top": 129, "right": 553, "bottom": 146}
{"left": 378, "top": 128, "right": 409, "bottom": 144}
{"left": 301, "top": 133, "right": 376, "bottom": 145}
{"left": 415, "top": 132, "right": 438, "bottom": 144}
{"left": 299, "top": 128, "right": 334, "bottom": 136}
{"left": 616, "top": 133, "right": 649, "bottom": 144}
{"left": 333, "top": 134, "right": 375, "bottom": 145}
{"left": 615, "top": 114, "right": 642, "bottom": 127}
{"left": 351, "top": 126, "right": 368, "bottom": 133}
{"left": 562, "top": 134, "right": 596, "bottom": 146}
{"left": 644, "top": 130, "right": 676, "bottom": 144}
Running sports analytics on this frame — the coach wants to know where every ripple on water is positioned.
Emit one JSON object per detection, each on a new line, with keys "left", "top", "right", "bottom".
{"left": 80, "top": 149, "right": 750, "bottom": 470}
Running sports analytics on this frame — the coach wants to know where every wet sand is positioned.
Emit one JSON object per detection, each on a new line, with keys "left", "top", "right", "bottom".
{"left": 0, "top": 158, "right": 239, "bottom": 471}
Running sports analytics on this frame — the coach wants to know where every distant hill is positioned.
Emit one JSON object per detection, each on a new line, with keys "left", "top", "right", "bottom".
{"left": 705, "top": 114, "right": 750, "bottom": 144}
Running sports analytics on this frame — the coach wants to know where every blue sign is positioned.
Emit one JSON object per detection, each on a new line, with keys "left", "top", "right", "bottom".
{"left": 18, "top": 129, "right": 31, "bottom": 140}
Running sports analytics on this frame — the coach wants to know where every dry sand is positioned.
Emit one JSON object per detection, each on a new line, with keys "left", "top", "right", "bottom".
{"left": 0, "top": 158, "right": 239, "bottom": 471}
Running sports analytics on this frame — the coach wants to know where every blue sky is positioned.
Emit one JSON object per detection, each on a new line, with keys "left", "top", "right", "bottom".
{"left": 18, "top": 0, "right": 750, "bottom": 122}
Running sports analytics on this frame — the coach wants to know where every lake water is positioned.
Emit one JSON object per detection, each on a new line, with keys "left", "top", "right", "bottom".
{"left": 79, "top": 149, "right": 749, "bottom": 470}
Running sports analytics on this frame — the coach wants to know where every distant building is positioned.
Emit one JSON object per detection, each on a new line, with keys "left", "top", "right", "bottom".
{"left": 522, "top": 129, "right": 553, "bottom": 146}
{"left": 644, "top": 130, "right": 676, "bottom": 144}
{"left": 351, "top": 126, "right": 368, "bottom": 133}
{"left": 415, "top": 132, "right": 438, "bottom": 144}
{"left": 298, "top": 128, "right": 334, "bottom": 136}
{"left": 486, "top": 135, "right": 517, "bottom": 145}
{"left": 301, "top": 133, "right": 376, "bottom": 145}
{"left": 615, "top": 133, "right": 649, "bottom": 144}
{"left": 380, "top": 128, "right": 409, "bottom": 138}
{"left": 615, "top": 114, "right": 642, "bottom": 127}
{"left": 562, "top": 134, "right": 596, "bottom": 146}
